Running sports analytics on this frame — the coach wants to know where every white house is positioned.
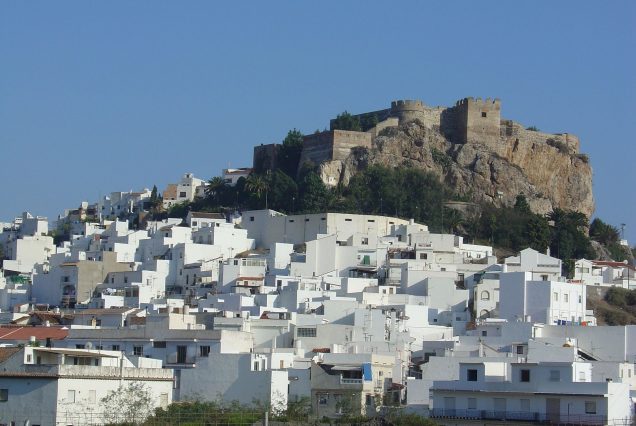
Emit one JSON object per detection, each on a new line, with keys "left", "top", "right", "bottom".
{"left": 0, "top": 346, "right": 173, "bottom": 426}
{"left": 430, "top": 360, "right": 632, "bottom": 424}
{"left": 162, "top": 173, "right": 205, "bottom": 209}
{"left": 498, "top": 272, "right": 587, "bottom": 325}
{"left": 504, "top": 248, "right": 562, "bottom": 281}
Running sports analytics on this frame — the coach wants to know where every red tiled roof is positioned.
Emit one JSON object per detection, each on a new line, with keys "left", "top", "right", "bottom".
{"left": 592, "top": 260, "right": 635, "bottom": 270}
{"left": 0, "top": 347, "right": 21, "bottom": 363}
{"left": 0, "top": 326, "right": 68, "bottom": 341}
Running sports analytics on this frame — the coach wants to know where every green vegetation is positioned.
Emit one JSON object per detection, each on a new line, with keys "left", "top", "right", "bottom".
{"left": 597, "top": 288, "right": 636, "bottom": 325}
{"left": 589, "top": 218, "right": 629, "bottom": 261}
{"left": 526, "top": 125, "right": 539, "bottom": 131}
{"left": 331, "top": 111, "right": 362, "bottom": 132}
{"left": 145, "top": 400, "right": 262, "bottom": 425}
{"left": 546, "top": 138, "right": 569, "bottom": 153}
{"left": 430, "top": 148, "right": 452, "bottom": 171}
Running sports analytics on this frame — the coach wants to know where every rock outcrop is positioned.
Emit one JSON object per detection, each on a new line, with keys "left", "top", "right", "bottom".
{"left": 319, "top": 119, "right": 594, "bottom": 217}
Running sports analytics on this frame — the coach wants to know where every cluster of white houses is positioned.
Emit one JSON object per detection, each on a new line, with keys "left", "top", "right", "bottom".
{"left": 0, "top": 182, "right": 634, "bottom": 425}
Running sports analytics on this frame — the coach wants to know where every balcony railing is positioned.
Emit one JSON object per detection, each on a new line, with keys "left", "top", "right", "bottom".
{"left": 340, "top": 378, "right": 363, "bottom": 385}
{"left": 430, "top": 408, "right": 605, "bottom": 425}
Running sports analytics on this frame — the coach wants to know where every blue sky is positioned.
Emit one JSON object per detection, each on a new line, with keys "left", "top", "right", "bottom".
{"left": 1, "top": 1, "right": 635, "bottom": 243}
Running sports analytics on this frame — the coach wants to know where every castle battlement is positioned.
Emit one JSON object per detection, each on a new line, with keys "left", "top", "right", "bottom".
{"left": 390, "top": 99, "right": 426, "bottom": 111}
{"left": 456, "top": 97, "right": 501, "bottom": 108}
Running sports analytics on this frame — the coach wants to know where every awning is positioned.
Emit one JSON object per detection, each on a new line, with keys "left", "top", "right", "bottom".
{"left": 331, "top": 365, "right": 362, "bottom": 371}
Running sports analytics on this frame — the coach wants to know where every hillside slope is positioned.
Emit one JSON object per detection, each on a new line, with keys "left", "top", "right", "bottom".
{"left": 319, "top": 119, "right": 594, "bottom": 217}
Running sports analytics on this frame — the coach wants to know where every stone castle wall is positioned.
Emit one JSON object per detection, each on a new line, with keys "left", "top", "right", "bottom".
{"left": 454, "top": 97, "right": 501, "bottom": 146}
{"left": 299, "top": 130, "right": 373, "bottom": 167}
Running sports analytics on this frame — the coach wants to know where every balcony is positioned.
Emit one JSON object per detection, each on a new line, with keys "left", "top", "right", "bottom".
{"left": 340, "top": 377, "right": 363, "bottom": 385}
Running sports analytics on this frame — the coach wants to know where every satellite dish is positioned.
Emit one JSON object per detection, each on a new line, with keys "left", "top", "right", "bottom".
{"left": 85, "top": 342, "right": 93, "bottom": 350}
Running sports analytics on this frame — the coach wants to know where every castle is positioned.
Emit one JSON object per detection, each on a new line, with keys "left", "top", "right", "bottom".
{"left": 254, "top": 97, "right": 581, "bottom": 184}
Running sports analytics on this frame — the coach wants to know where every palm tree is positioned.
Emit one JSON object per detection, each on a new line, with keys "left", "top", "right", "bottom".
{"left": 205, "top": 176, "right": 227, "bottom": 204}
{"left": 245, "top": 173, "right": 269, "bottom": 209}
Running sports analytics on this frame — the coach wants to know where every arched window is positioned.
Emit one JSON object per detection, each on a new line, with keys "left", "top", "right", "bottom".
{"left": 480, "top": 290, "right": 490, "bottom": 301}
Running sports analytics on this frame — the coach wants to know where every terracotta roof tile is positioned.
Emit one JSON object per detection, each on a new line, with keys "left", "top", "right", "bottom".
{"left": 0, "top": 326, "right": 69, "bottom": 341}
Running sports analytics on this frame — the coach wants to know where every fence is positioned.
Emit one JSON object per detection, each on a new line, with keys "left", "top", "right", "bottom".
{"left": 1, "top": 410, "right": 266, "bottom": 426}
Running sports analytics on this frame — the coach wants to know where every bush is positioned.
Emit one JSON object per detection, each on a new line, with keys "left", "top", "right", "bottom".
{"left": 546, "top": 138, "right": 569, "bottom": 153}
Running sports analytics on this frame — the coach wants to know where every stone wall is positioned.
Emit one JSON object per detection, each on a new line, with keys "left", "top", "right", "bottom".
{"left": 300, "top": 130, "right": 372, "bottom": 167}
{"left": 253, "top": 143, "right": 280, "bottom": 171}
{"left": 454, "top": 97, "right": 501, "bottom": 146}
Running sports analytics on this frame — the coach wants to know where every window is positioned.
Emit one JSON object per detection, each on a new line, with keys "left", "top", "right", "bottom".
{"left": 67, "top": 390, "right": 76, "bottom": 403}
{"left": 481, "top": 330, "right": 487, "bottom": 337}
{"left": 27, "top": 354, "right": 32, "bottom": 363}
{"left": 467, "top": 369, "right": 478, "bottom": 381}
{"left": 578, "top": 295, "right": 582, "bottom": 303}
{"left": 480, "top": 290, "right": 490, "bottom": 301}
{"left": 345, "top": 218, "right": 352, "bottom": 222}
{"left": 111, "top": 344, "right": 120, "bottom": 351}
{"left": 361, "top": 237, "right": 368, "bottom": 245}
{"left": 516, "top": 345, "right": 524, "bottom": 355}
{"left": 133, "top": 346, "right": 144, "bottom": 356}
{"left": 250, "top": 216, "right": 254, "bottom": 222}
{"left": 76, "top": 344, "right": 85, "bottom": 349}
{"left": 520, "top": 399, "right": 530, "bottom": 411}
{"left": 199, "top": 346, "right": 210, "bottom": 357}
{"left": 541, "top": 274, "right": 548, "bottom": 281}
{"left": 549, "top": 370, "right": 560, "bottom": 382}
{"left": 553, "top": 292, "right": 559, "bottom": 302}
{"left": 564, "top": 293, "right": 569, "bottom": 303}
{"left": 0, "top": 389, "right": 7, "bottom": 402}
{"left": 192, "top": 221, "right": 197, "bottom": 226}
{"left": 467, "top": 397, "right": 477, "bottom": 409}
{"left": 420, "top": 253, "right": 427, "bottom": 259}
{"left": 481, "top": 112, "right": 487, "bottom": 118}
{"left": 289, "top": 219, "right": 294, "bottom": 223}
{"left": 88, "top": 390, "right": 97, "bottom": 404}
{"left": 179, "top": 191, "right": 187, "bottom": 198}
{"left": 297, "top": 327, "right": 317, "bottom": 337}
{"left": 520, "top": 369, "right": 530, "bottom": 382}
{"left": 318, "top": 394, "right": 328, "bottom": 405}
{"left": 305, "top": 218, "right": 309, "bottom": 222}
{"left": 584, "top": 401, "right": 596, "bottom": 414}
{"left": 153, "top": 341, "right": 167, "bottom": 348}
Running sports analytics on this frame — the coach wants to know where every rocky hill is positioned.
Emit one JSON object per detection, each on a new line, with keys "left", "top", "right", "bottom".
{"left": 315, "top": 99, "right": 595, "bottom": 217}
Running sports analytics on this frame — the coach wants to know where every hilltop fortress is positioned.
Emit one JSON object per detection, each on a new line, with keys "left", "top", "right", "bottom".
{"left": 255, "top": 97, "right": 594, "bottom": 217}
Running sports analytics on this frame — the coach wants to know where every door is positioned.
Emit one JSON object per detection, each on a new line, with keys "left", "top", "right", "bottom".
{"left": 493, "top": 398, "right": 507, "bottom": 419}
{"left": 546, "top": 398, "right": 560, "bottom": 423}
{"left": 177, "top": 345, "right": 187, "bottom": 364}
{"left": 443, "top": 397, "right": 456, "bottom": 417}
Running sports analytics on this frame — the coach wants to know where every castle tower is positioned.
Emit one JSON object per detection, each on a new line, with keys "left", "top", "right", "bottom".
{"left": 390, "top": 99, "right": 427, "bottom": 124}
{"left": 454, "top": 97, "right": 501, "bottom": 145}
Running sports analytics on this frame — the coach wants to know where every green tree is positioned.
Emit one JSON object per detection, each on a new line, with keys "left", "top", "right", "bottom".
{"left": 524, "top": 215, "right": 551, "bottom": 252}
{"left": 100, "top": 382, "right": 154, "bottom": 424}
{"left": 268, "top": 169, "right": 298, "bottom": 213}
{"left": 548, "top": 209, "right": 594, "bottom": 276}
{"left": 514, "top": 194, "right": 531, "bottom": 214}
{"left": 298, "top": 171, "right": 330, "bottom": 212}
{"left": 278, "top": 129, "right": 304, "bottom": 178}
{"left": 589, "top": 218, "right": 620, "bottom": 245}
{"left": 245, "top": 173, "right": 270, "bottom": 209}
{"left": 331, "top": 111, "right": 362, "bottom": 131}
{"left": 205, "top": 176, "right": 228, "bottom": 205}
